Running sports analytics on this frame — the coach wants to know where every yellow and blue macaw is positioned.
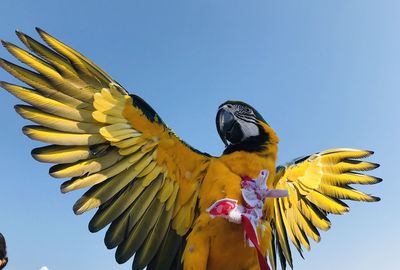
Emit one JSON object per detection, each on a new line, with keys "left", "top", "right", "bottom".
{"left": 0, "top": 29, "right": 381, "bottom": 270}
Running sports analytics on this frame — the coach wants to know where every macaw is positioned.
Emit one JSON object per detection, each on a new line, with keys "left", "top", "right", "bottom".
{"left": 0, "top": 28, "right": 381, "bottom": 270}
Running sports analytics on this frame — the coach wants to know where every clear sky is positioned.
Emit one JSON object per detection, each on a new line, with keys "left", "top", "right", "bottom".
{"left": 0, "top": 1, "right": 398, "bottom": 269}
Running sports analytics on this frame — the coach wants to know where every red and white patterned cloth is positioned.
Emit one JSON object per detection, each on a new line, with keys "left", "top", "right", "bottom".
{"left": 207, "top": 170, "right": 288, "bottom": 270}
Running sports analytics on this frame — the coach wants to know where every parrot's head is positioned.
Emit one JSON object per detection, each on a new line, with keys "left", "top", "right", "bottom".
{"left": 216, "top": 101, "right": 279, "bottom": 154}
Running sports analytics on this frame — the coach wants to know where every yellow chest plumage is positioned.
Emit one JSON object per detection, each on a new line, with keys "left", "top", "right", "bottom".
{"left": 183, "top": 148, "right": 277, "bottom": 270}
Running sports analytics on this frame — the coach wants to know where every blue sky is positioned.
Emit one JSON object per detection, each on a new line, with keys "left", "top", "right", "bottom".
{"left": 0, "top": 0, "right": 398, "bottom": 269}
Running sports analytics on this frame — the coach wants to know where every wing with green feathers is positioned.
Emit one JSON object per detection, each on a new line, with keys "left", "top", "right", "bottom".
{"left": 270, "top": 148, "right": 381, "bottom": 270}
{"left": 0, "top": 28, "right": 211, "bottom": 270}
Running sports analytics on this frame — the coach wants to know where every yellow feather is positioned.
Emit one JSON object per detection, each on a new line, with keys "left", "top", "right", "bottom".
{"left": 23, "top": 125, "right": 105, "bottom": 146}
{"left": 331, "top": 161, "right": 379, "bottom": 173}
{"left": 16, "top": 30, "right": 79, "bottom": 79}
{"left": 115, "top": 199, "right": 163, "bottom": 264}
{"left": 0, "top": 64, "right": 86, "bottom": 108}
{"left": 15, "top": 105, "right": 102, "bottom": 133}
{"left": 0, "top": 56, "right": 54, "bottom": 91}
{"left": 61, "top": 154, "right": 137, "bottom": 192}
{"left": 186, "top": 191, "right": 198, "bottom": 228}
{"left": 273, "top": 201, "right": 292, "bottom": 266}
{"left": 2, "top": 82, "right": 94, "bottom": 122}
{"left": 132, "top": 206, "right": 173, "bottom": 269}
{"left": 137, "top": 161, "right": 157, "bottom": 178}
{"left": 307, "top": 190, "right": 349, "bottom": 214}
{"left": 75, "top": 171, "right": 137, "bottom": 214}
{"left": 290, "top": 207, "right": 320, "bottom": 242}
{"left": 37, "top": 28, "right": 112, "bottom": 87}
{"left": 3, "top": 41, "right": 63, "bottom": 81}
{"left": 108, "top": 83, "right": 126, "bottom": 98}
{"left": 101, "top": 176, "right": 163, "bottom": 248}
{"left": 297, "top": 199, "right": 330, "bottom": 231}
{"left": 318, "top": 184, "right": 378, "bottom": 202}
{"left": 172, "top": 190, "right": 198, "bottom": 235}
{"left": 279, "top": 201, "right": 301, "bottom": 253}
{"left": 1, "top": 47, "right": 94, "bottom": 102}
{"left": 115, "top": 178, "right": 163, "bottom": 233}
{"left": 174, "top": 181, "right": 199, "bottom": 213}
{"left": 172, "top": 208, "right": 189, "bottom": 236}
{"left": 62, "top": 150, "right": 150, "bottom": 193}
{"left": 142, "top": 166, "right": 163, "bottom": 187}
{"left": 318, "top": 148, "right": 373, "bottom": 162}
{"left": 287, "top": 209, "right": 310, "bottom": 250}
{"left": 118, "top": 144, "right": 144, "bottom": 156}
{"left": 158, "top": 180, "right": 174, "bottom": 203}
{"left": 321, "top": 172, "right": 381, "bottom": 185}
{"left": 106, "top": 122, "right": 139, "bottom": 132}
{"left": 74, "top": 168, "right": 146, "bottom": 215}
{"left": 127, "top": 148, "right": 149, "bottom": 164}
{"left": 32, "top": 145, "right": 93, "bottom": 164}
{"left": 99, "top": 126, "right": 135, "bottom": 139}
{"left": 36, "top": 29, "right": 98, "bottom": 81}
{"left": 103, "top": 133, "right": 134, "bottom": 143}
{"left": 95, "top": 106, "right": 124, "bottom": 118}
{"left": 49, "top": 149, "right": 121, "bottom": 178}
{"left": 141, "top": 141, "right": 158, "bottom": 154}
{"left": 166, "top": 182, "right": 179, "bottom": 211}
{"left": 131, "top": 154, "right": 155, "bottom": 179}
{"left": 94, "top": 93, "right": 122, "bottom": 110}
{"left": 92, "top": 111, "right": 127, "bottom": 124}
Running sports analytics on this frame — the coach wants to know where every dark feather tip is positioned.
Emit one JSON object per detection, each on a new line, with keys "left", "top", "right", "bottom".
{"left": 0, "top": 58, "right": 12, "bottom": 68}
{"left": 21, "top": 126, "right": 29, "bottom": 135}
{"left": 372, "top": 196, "right": 381, "bottom": 202}
{"left": 60, "top": 180, "right": 73, "bottom": 194}
{"left": 48, "top": 164, "right": 60, "bottom": 175}
{"left": 72, "top": 204, "right": 80, "bottom": 215}
{"left": 15, "top": 30, "right": 26, "bottom": 41}
{"left": 88, "top": 219, "right": 99, "bottom": 233}
{"left": 35, "top": 27, "right": 46, "bottom": 35}
{"left": 0, "top": 39, "right": 9, "bottom": 47}
{"left": 13, "top": 104, "right": 23, "bottom": 113}
{"left": 30, "top": 149, "right": 41, "bottom": 161}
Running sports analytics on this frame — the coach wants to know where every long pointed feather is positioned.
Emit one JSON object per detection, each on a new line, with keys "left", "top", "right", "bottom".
{"left": 15, "top": 105, "right": 102, "bottom": 134}
{"left": 16, "top": 30, "right": 79, "bottom": 79}
{"left": 23, "top": 125, "right": 105, "bottom": 145}
{"left": 115, "top": 199, "right": 163, "bottom": 264}
{"left": 103, "top": 176, "right": 163, "bottom": 248}
{"left": 1, "top": 82, "right": 94, "bottom": 121}
{"left": 132, "top": 207, "right": 173, "bottom": 269}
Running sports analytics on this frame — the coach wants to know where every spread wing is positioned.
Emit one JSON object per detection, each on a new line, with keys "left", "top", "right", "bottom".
{"left": 0, "top": 28, "right": 211, "bottom": 270}
{"left": 270, "top": 149, "right": 381, "bottom": 270}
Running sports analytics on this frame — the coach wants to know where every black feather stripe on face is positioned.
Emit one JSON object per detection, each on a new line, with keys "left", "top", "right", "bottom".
{"left": 218, "top": 100, "right": 268, "bottom": 124}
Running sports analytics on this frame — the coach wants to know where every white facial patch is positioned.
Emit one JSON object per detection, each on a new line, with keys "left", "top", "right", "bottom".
{"left": 236, "top": 118, "right": 260, "bottom": 140}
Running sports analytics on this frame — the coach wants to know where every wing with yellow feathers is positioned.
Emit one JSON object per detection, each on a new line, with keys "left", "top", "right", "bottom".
{"left": 271, "top": 149, "right": 381, "bottom": 270}
{"left": 0, "top": 28, "right": 210, "bottom": 270}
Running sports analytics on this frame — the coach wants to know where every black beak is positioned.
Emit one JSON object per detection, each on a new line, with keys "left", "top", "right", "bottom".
{"left": 216, "top": 107, "right": 235, "bottom": 147}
